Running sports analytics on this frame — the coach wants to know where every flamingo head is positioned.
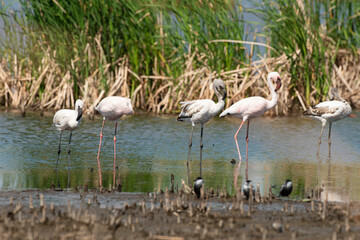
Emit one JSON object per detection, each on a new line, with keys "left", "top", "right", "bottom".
{"left": 268, "top": 72, "right": 282, "bottom": 92}
{"left": 213, "top": 79, "right": 227, "bottom": 100}
{"left": 75, "top": 99, "right": 84, "bottom": 121}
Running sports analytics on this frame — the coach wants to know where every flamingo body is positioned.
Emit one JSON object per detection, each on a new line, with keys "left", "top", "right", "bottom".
{"left": 220, "top": 96, "right": 275, "bottom": 120}
{"left": 95, "top": 96, "right": 134, "bottom": 121}
{"left": 302, "top": 100, "right": 351, "bottom": 123}
{"left": 178, "top": 99, "right": 224, "bottom": 125}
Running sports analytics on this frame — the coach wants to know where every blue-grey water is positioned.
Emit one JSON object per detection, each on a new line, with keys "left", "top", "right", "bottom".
{"left": 0, "top": 111, "right": 359, "bottom": 200}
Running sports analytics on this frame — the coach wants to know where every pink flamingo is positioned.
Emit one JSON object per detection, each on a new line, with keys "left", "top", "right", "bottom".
{"left": 220, "top": 72, "right": 282, "bottom": 188}
{"left": 95, "top": 96, "right": 134, "bottom": 188}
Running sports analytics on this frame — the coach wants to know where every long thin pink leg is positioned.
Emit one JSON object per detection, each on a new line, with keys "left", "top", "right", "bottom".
{"left": 245, "top": 120, "right": 250, "bottom": 181}
{"left": 113, "top": 121, "right": 118, "bottom": 189}
{"left": 97, "top": 118, "right": 105, "bottom": 188}
{"left": 233, "top": 120, "right": 245, "bottom": 189}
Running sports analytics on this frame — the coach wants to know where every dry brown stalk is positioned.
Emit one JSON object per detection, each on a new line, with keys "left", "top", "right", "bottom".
{"left": 0, "top": 43, "right": 359, "bottom": 115}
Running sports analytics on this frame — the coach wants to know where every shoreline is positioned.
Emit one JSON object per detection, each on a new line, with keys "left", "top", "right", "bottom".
{"left": 0, "top": 189, "right": 359, "bottom": 239}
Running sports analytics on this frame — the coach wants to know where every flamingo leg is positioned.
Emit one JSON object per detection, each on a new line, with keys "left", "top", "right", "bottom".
{"left": 187, "top": 125, "right": 194, "bottom": 186}
{"left": 233, "top": 120, "right": 245, "bottom": 189}
{"left": 97, "top": 118, "right": 105, "bottom": 188}
{"left": 316, "top": 121, "right": 326, "bottom": 156}
{"left": 328, "top": 123, "right": 332, "bottom": 157}
{"left": 113, "top": 121, "right": 118, "bottom": 189}
{"left": 200, "top": 124, "right": 204, "bottom": 178}
{"left": 245, "top": 120, "right": 250, "bottom": 181}
{"left": 55, "top": 131, "right": 62, "bottom": 188}
{"left": 67, "top": 132, "right": 72, "bottom": 188}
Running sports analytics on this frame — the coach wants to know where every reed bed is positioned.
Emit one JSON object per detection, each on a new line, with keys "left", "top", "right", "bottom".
{"left": 0, "top": 0, "right": 359, "bottom": 116}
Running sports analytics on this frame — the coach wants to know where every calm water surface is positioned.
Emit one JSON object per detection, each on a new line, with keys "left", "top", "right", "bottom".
{"left": 0, "top": 111, "right": 359, "bottom": 200}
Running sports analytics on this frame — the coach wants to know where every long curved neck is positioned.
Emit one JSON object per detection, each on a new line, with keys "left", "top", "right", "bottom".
{"left": 267, "top": 76, "right": 278, "bottom": 109}
{"left": 209, "top": 91, "right": 225, "bottom": 116}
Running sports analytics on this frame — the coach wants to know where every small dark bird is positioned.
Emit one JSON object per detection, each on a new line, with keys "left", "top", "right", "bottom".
{"left": 279, "top": 180, "right": 293, "bottom": 197}
{"left": 230, "top": 159, "right": 236, "bottom": 164}
{"left": 243, "top": 180, "right": 255, "bottom": 199}
{"left": 194, "top": 177, "right": 204, "bottom": 198}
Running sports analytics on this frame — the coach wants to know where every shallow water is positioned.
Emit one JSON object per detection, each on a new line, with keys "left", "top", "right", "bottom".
{"left": 0, "top": 111, "right": 359, "bottom": 200}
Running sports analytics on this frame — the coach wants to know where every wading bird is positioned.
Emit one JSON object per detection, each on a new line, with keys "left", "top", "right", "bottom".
{"left": 302, "top": 88, "right": 352, "bottom": 156}
{"left": 177, "top": 79, "right": 227, "bottom": 185}
{"left": 220, "top": 72, "right": 282, "bottom": 188}
{"left": 53, "top": 99, "right": 84, "bottom": 188}
{"left": 279, "top": 179, "right": 293, "bottom": 197}
{"left": 95, "top": 96, "right": 134, "bottom": 189}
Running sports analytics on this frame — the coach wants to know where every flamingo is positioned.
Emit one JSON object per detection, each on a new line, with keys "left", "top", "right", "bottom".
{"left": 302, "top": 87, "right": 352, "bottom": 156}
{"left": 53, "top": 99, "right": 84, "bottom": 188}
{"left": 177, "top": 79, "right": 227, "bottom": 184}
{"left": 95, "top": 96, "right": 134, "bottom": 189}
{"left": 220, "top": 72, "right": 282, "bottom": 188}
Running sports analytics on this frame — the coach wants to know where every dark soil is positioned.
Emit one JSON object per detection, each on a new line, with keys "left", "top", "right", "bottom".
{"left": 0, "top": 188, "right": 360, "bottom": 240}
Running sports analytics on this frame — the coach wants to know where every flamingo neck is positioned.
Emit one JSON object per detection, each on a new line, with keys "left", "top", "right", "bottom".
{"left": 214, "top": 98, "right": 225, "bottom": 115}
{"left": 267, "top": 76, "right": 278, "bottom": 109}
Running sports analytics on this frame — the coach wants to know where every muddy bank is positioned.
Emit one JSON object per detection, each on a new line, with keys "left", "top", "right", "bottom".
{"left": 0, "top": 189, "right": 360, "bottom": 240}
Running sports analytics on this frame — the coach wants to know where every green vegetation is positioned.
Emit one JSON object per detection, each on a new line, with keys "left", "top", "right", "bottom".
{"left": 0, "top": 0, "right": 359, "bottom": 114}
{"left": 1, "top": 0, "right": 245, "bottom": 100}
{"left": 253, "top": 0, "right": 360, "bottom": 104}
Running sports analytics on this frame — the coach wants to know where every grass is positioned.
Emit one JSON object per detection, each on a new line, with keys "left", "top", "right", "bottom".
{"left": 0, "top": 0, "right": 359, "bottom": 115}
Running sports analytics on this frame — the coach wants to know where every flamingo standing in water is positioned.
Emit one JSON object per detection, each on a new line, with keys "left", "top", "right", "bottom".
{"left": 53, "top": 99, "right": 84, "bottom": 188}
{"left": 302, "top": 88, "right": 352, "bottom": 156}
{"left": 95, "top": 96, "right": 134, "bottom": 188}
{"left": 177, "top": 79, "right": 227, "bottom": 185}
{"left": 220, "top": 72, "right": 282, "bottom": 188}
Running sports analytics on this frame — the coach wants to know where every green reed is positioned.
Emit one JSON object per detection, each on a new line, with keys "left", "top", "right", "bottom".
{"left": 252, "top": 0, "right": 360, "bottom": 104}
{"left": 0, "top": 0, "right": 246, "bottom": 101}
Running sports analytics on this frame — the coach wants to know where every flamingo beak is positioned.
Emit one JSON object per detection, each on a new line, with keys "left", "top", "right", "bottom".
{"left": 275, "top": 77, "right": 282, "bottom": 91}
{"left": 222, "top": 88, "right": 227, "bottom": 99}
{"left": 76, "top": 106, "right": 83, "bottom": 121}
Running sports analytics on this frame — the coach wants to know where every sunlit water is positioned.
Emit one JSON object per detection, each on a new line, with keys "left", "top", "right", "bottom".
{"left": 0, "top": 111, "right": 359, "bottom": 200}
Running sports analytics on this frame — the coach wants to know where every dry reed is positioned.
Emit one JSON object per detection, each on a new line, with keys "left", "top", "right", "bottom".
{"left": 1, "top": 41, "right": 360, "bottom": 116}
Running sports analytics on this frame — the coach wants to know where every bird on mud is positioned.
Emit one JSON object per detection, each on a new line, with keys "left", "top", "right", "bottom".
{"left": 243, "top": 180, "right": 255, "bottom": 200}
{"left": 177, "top": 79, "right": 227, "bottom": 185}
{"left": 53, "top": 99, "right": 84, "bottom": 189}
{"left": 95, "top": 96, "right": 134, "bottom": 189}
{"left": 220, "top": 72, "right": 282, "bottom": 189}
{"left": 279, "top": 179, "right": 293, "bottom": 197}
{"left": 194, "top": 177, "right": 204, "bottom": 198}
{"left": 302, "top": 87, "right": 352, "bottom": 156}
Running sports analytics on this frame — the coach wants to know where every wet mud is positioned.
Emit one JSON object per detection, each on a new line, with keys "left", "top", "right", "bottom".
{"left": 1, "top": 187, "right": 360, "bottom": 240}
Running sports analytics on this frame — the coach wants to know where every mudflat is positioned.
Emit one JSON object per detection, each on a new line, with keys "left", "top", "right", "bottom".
{"left": 0, "top": 188, "right": 359, "bottom": 239}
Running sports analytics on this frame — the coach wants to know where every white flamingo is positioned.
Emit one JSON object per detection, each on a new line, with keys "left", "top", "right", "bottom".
{"left": 95, "top": 96, "right": 134, "bottom": 188}
{"left": 302, "top": 87, "right": 352, "bottom": 156}
{"left": 177, "top": 79, "right": 227, "bottom": 184}
{"left": 53, "top": 99, "right": 84, "bottom": 188}
{"left": 220, "top": 72, "right": 282, "bottom": 188}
